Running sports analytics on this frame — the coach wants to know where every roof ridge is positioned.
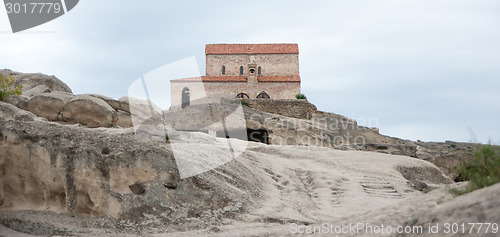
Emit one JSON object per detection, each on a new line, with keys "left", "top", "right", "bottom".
{"left": 206, "top": 43, "right": 299, "bottom": 55}
{"left": 171, "top": 75, "right": 300, "bottom": 83}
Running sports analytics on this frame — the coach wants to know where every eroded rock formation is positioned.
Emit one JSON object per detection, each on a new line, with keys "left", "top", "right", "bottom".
{"left": 0, "top": 70, "right": 494, "bottom": 236}
{"left": 0, "top": 102, "right": 255, "bottom": 230}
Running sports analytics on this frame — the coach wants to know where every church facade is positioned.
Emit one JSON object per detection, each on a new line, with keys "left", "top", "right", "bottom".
{"left": 171, "top": 43, "right": 301, "bottom": 109}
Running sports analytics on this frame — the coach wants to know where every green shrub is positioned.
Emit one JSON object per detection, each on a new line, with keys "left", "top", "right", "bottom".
{"left": 239, "top": 100, "right": 250, "bottom": 107}
{"left": 295, "top": 93, "right": 307, "bottom": 100}
{"left": 230, "top": 99, "right": 250, "bottom": 107}
{"left": 0, "top": 74, "right": 22, "bottom": 101}
{"left": 450, "top": 145, "right": 500, "bottom": 195}
{"left": 449, "top": 185, "right": 476, "bottom": 196}
{"left": 165, "top": 133, "right": 169, "bottom": 142}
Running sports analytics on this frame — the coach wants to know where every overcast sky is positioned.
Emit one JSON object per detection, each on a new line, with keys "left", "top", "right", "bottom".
{"left": 1, "top": 0, "right": 499, "bottom": 143}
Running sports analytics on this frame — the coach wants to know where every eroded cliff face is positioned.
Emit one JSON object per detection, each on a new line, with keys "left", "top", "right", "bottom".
{"left": 0, "top": 104, "right": 259, "bottom": 230}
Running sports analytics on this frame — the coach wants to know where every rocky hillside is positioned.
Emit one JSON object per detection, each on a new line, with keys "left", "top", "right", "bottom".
{"left": 166, "top": 101, "right": 477, "bottom": 180}
{"left": 0, "top": 70, "right": 496, "bottom": 236}
{"left": 1, "top": 69, "right": 476, "bottom": 179}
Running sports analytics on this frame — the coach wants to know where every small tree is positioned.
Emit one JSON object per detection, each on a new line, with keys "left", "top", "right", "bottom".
{"left": 295, "top": 93, "right": 307, "bottom": 100}
{"left": 0, "top": 74, "right": 22, "bottom": 101}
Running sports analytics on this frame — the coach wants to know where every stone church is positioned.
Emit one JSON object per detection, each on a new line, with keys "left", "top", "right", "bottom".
{"left": 171, "top": 43, "right": 301, "bottom": 109}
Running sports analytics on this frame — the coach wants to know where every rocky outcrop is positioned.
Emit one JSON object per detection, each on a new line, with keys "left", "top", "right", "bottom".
{"left": 87, "top": 94, "right": 122, "bottom": 111}
{"left": 166, "top": 103, "right": 406, "bottom": 149}
{"left": 0, "top": 70, "right": 72, "bottom": 94}
{"left": 0, "top": 103, "right": 255, "bottom": 229}
{"left": 398, "top": 183, "right": 500, "bottom": 237}
{"left": 123, "top": 96, "right": 164, "bottom": 126}
{"left": 0, "top": 69, "right": 72, "bottom": 94}
{"left": 24, "top": 93, "right": 134, "bottom": 128}
{"left": 118, "top": 96, "right": 131, "bottom": 113}
{"left": 4, "top": 94, "right": 29, "bottom": 110}
{"left": 116, "top": 110, "right": 133, "bottom": 128}
{"left": 165, "top": 103, "right": 480, "bottom": 181}
{"left": 87, "top": 94, "right": 134, "bottom": 128}
{"left": 0, "top": 102, "right": 40, "bottom": 122}
{"left": 27, "top": 93, "right": 72, "bottom": 121}
{"left": 22, "top": 85, "right": 51, "bottom": 98}
{"left": 61, "top": 95, "right": 118, "bottom": 128}
{"left": 0, "top": 70, "right": 136, "bottom": 128}
{"left": 414, "top": 141, "right": 477, "bottom": 179}
{"left": 7, "top": 68, "right": 473, "bottom": 177}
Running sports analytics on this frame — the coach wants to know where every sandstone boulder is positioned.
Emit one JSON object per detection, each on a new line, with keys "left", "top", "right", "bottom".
{"left": 87, "top": 94, "right": 121, "bottom": 111}
{"left": 12, "top": 72, "right": 72, "bottom": 94}
{"left": 121, "top": 96, "right": 164, "bottom": 126}
{"left": 4, "top": 94, "right": 29, "bottom": 110}
{"left": 27, "top": 93, "right": 73, "bottom": 121}
{"left": 0, "top": 102, "right": 37, "bottom": 122}
{"left": 117, "top": 96, "right": 132, "bottom": 113}
{"left": 22, "top": 85, "right": 51, "bottom": 98}
{"left": 61, "top": 95, "right": 117, "bottom": 128}
{"left": 116, "top": 110, "right": 133, "bottom": 128}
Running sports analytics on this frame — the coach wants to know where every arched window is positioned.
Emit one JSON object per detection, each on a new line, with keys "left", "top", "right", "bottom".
{"left": 181, "top": 87, "right": 190, "bottom": 109}
{"left": 256, "top": 91, "right": 270, "bottom": 99}
{"left": 222, "top": 66, "right": 226, "bottom": 75}
{"left": 236, "top": 93, "right": 249, "bottom": 99}
{"left": 240, "top": 66, "right": 244, "bottom": 75}
{"left": 258, "top": 66, "right": 261, "bottom": 75}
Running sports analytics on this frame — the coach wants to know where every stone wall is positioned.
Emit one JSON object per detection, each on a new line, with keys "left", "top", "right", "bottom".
{"left": 206, "top": 54, "right": 299, "bottom": 77}
{"left": 170, "top": 80, "right": 211, "bottom": 109}
{"left": 171, "top": 81, "right": 301, "bottom": 109}
{"left": 223, "top": 98, "right": 318, "bottom": 120}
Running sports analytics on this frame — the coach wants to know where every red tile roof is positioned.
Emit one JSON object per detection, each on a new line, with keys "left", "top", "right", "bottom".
{"left": 171, "top": 75, "right": 300, "bottom": 83}
{"left": 170, "top": 76, "right": 247, "bottom": 83}
{"left": 258, "top": 75, "right": 301, "bottom": 82}
{"left": 206, "top": 44, "right": 299, "bottom": 55}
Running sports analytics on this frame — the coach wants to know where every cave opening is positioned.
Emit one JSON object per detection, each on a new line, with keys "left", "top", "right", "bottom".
{"left": 215, "top": 129, "right": 269, "bottom": 144}
{"left": 247, "top": 129, "right": 269, "bottom": 144}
